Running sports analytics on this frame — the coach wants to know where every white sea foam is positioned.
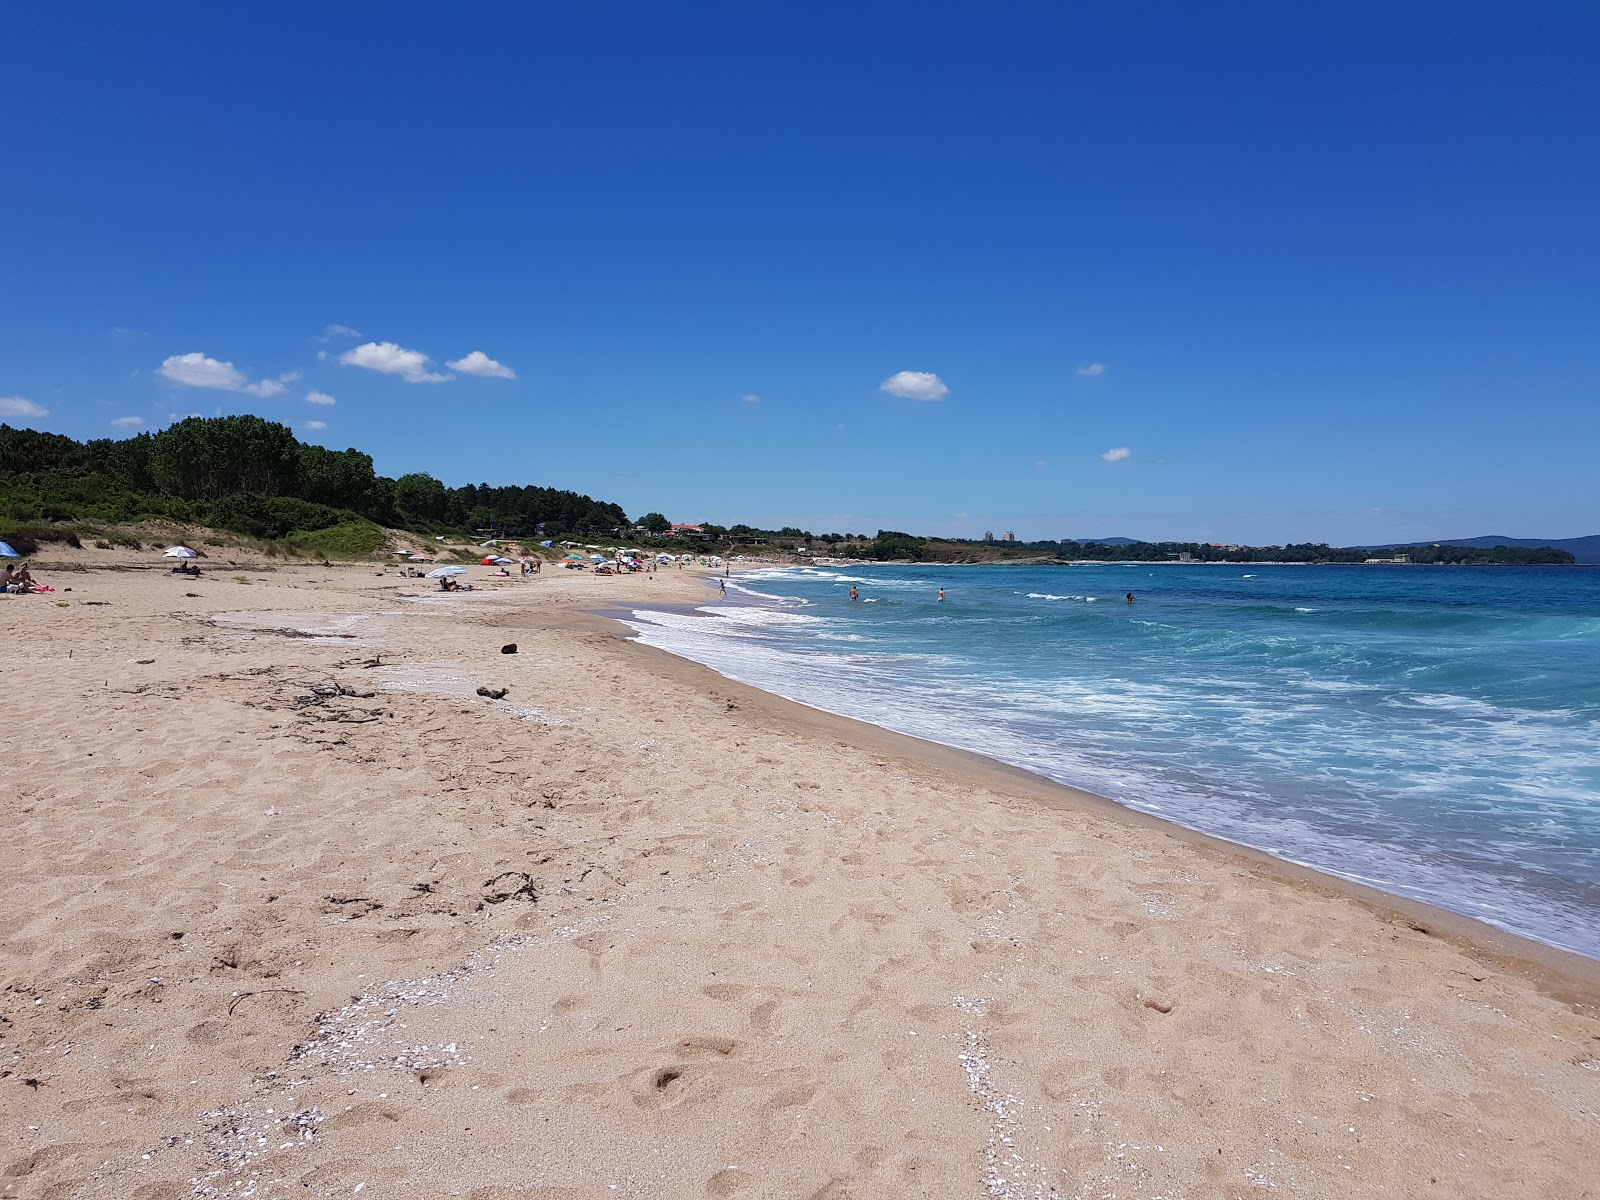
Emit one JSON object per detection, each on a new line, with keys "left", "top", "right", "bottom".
{"left": 623, "top": 565, "right": 1600, "bottom": 960}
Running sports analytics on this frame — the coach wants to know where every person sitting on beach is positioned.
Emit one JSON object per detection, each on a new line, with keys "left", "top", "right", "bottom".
{"left": 0, "top": 565, "right": 14, "bottom": 593}
{"left": 440, "top": 577, "right": 457, "bottom": 591}
{"left": 6, "top": 564, "right": 35, "bottom": 593}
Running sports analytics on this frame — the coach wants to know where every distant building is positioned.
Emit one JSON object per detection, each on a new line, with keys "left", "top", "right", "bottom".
{"left": 984, "top": 530, "right": 994, "bottom": 542}
{"left": 666, "top": 523, "right": 711, "bottom": 540}
{"left": 1002, "top": 531, "right": 1016, "bottom": 543}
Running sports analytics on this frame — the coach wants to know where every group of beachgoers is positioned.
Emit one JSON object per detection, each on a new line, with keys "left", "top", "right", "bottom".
{"left": 0, "top": 563, "right": 39, "bottom": 593}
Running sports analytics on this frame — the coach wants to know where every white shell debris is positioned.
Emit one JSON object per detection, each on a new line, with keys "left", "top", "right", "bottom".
{"left": 175, "top": 934, "right": 536, "bottom": 1196}
{"left": 958, "top": 1028, "right": 1065, "bottom": 1200}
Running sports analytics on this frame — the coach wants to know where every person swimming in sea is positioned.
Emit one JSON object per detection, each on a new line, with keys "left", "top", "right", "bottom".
{"left": 1126, "top": 592, "right": 1136, "bottom": 604}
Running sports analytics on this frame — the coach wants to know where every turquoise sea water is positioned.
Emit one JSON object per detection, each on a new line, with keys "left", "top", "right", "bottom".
{"left": 623, "top": 564, "right": 1600, "bottom": 958}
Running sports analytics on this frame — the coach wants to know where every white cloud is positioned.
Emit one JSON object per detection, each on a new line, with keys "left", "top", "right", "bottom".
{"left": 740, "top": 393, "right": 761, "bottom": 405}
{"left": 159, "top": 351, "right": 290, "bottom": 397}
{"left": 304, "top": 420, "right": 328, "bottom": 431}
{"left": 1076, "top": 363, "right": 1107, "bottom": 377}
{"left": 1100, "top": 446, "right": 1131, "bottom": 462}
{"left": 0, "top": 396, "right": 48, "bottom": 419}
{"left": 110, "top": 416, "right": 145, "bottom": 429}
{"left": 306, "top": 390, "right": 336, "bottom": 406}
{"left": 323, "top": 324, "right": 362, "bottom": 340}
{"left": 446, "top": 350, "right": 516, "bottom": 379}
{"left": 340, "top": 341, "right": 452, "bottom": 383}
{"left": 880, "top": 370, "right": 949, "bottom": 401}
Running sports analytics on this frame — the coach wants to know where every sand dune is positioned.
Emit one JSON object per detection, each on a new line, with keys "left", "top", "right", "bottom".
{"left": 3, "top": 553, "right": 1597, "bottom": 1199}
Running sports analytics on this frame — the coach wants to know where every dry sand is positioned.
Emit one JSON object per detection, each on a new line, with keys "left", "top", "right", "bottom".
{"left": 3, "top": 550, "right": 1598, "bottom": 1200}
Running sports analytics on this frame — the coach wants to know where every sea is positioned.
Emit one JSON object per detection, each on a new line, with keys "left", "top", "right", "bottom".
{"left": 621, "top": 563, "right": 1600, "bottom": 960}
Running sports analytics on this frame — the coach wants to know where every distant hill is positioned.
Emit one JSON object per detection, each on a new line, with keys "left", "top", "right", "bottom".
{"left": 1075, "top": 536, "right": 1141, "bottom": 546}
{"left": 1361, "top": 534, "right": 1600, "bottom": 565}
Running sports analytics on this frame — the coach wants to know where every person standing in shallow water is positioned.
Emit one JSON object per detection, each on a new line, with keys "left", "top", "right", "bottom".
{"left": 1126, "top": 592, "right": 1136, "bottom": 604}
{"left": 849, "top": 585, "right": 859, "bottom": 601}
{"left": 938, "top": 587, "right": 945, "bottom": 602}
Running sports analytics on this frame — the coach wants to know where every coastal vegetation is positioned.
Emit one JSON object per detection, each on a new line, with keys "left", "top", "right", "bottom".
{"left": 1, "top": 417, "right": 627, "bottom": 553}
{"left": 0, "top": 418, "right": 1578, "bottom": 566}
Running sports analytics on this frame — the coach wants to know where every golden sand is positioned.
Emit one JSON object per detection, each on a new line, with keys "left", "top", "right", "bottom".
{"left": 3, "top": 550, "right": 1597, "bottom": 1199}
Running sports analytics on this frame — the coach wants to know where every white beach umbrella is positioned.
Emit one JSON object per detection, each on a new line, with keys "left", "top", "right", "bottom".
{"left": 163, "top": 546, "right": 199, "bottom": 559}
{"left": 425, "top": 565, "right": 468, "bottom": 578}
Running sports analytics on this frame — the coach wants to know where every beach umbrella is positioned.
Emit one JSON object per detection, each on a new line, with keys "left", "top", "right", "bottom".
{"left": 425, "top": 565, "right": 468, "bottom": 578}
{"left": 590, "top": 553, "right": 606, "bottom": 561}
{"left": 564, "top": 552, "right": 584, "bottom": 560}
{"left": 491, "top": 556, "right": 516, "bottom": 564}
{"left": 409, "top": 553, "right": 434, "bottom": 561}
{"left": 0, "top": 541, "right": 18, "bottom": 558}
{"left": 480, "top": 556, "right": 498, "bottom": 565}
{"left": 163, "top": 546, "right": 199, "bottom": 559}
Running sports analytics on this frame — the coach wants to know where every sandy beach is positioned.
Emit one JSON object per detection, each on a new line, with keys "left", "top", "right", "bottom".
{"left": 3, "top": 551, "right": 1598, "bottom": 1200}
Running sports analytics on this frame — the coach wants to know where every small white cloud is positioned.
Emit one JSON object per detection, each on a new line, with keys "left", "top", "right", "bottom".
{"left": 340, "top": 341, "right": 452, "bottom": 383}
{"left": 1100, "top": 446, "right": 1131, "bottom": 462}
{"left": 1034, "top": 459, "right": 1049, "bottom": 468}
{"left": 1076, "top": 363, "right": 1107, "bottom": 377}
{"left": 0, "top": 396, "right": 48, "bottom": 419}
{"left": 740, "top": 393, "right": 761, "bottom": 405}
{"left": 446, "top": 350, "right": 516, "bottom": 379}
{"left": 304, "top": 420, "right": 328, "bottom": 431}
{"left": 159, "top": 351, "right": 290, "bottom": 397}
{"left": 306, "top": 390, "right": 336, "bottom": 406}
{"left": 323, "top": 324, "right": 362, "bottom": 340}
{"left": 880, "top": 370, "right": 948, "bottom": 401}
{"left": 110, "top": 416, "right": 145, "bottom": 429}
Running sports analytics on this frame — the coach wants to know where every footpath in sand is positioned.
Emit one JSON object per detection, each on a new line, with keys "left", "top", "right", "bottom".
{"left": 2, "top": 552, "right": 1598, "bottom": 1200}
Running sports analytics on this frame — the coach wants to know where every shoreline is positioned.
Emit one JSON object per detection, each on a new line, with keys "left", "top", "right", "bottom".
{"left": 7, "top": 553, "right": 1598, "bottom": 1197}
{"left": 606, "top": 578, "right": 1600, "bottom": 999}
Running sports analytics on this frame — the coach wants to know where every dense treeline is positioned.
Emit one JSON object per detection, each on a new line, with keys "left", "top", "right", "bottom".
{"left": 1385, "top": 543, "right": 1574, "bottom": 565}
{"left": 0, "top": 419, "right": 1579, "bottom": 566}
{"left": 0, "top": 417, "right": 630, "bottom": 546}
{"left": 826, "top": 533, "right": 1576, "bottom": 565}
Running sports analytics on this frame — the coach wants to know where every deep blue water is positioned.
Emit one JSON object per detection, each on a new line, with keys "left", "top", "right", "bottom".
{"left": 622, "top": 564, "right": 1600, "bottom": 958}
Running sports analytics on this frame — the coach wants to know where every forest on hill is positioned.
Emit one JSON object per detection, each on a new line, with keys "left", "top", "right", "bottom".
{"left": 1, "top": 417, "right": 629, "bottom": 553}
{"left": 0, "top": 418, "right": 1580, "bottom": 567}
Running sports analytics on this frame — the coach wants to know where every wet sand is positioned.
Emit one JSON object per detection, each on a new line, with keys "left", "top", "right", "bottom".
{"left": 3, "top": 551, "right": 1598, "bottom": 1199}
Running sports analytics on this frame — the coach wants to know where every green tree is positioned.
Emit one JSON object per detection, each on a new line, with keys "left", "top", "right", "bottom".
{"left": 149, "top": 415, "right": 300, "bottom": 500}
{"left": 637, "top": 512, "right": 670, "bottom": 534}
{"left": 298, "top": 444, "right": 378, "bottom": 511}
{"left": 393, "top": 472, "right": 450, "bottom": 525}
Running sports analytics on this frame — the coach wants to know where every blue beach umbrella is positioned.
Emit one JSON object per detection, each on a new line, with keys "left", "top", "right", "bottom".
{"left": 0, "top": 541, "right": 18, "bottom": 558}
{"left": 425, "top": 565, "right": 468, "bottom": 578}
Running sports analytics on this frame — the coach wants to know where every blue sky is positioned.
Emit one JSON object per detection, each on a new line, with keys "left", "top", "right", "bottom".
{"left": 3, "top": 2, "right": 1596, "bottom": 544}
